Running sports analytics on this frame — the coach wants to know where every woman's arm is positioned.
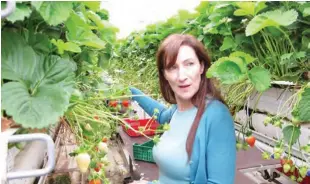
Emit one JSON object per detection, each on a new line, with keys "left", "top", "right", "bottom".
{"left": 205, "top": 100, "right": 236, "bottom": 184}
{"left": 130, "top": 87, "right": 176, "bottom": 124}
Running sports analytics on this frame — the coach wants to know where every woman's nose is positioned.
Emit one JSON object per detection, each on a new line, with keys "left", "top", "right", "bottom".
{"left": 178, "top": 67, "right": 188, "bottom": 82}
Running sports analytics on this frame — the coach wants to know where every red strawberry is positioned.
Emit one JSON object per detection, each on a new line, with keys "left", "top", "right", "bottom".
{"left": 280, "top": 157, "right": 293, "bottom": 166}
{"left": 94, "top": 163, "right": 102, "bottom": 172}
{"left": 89, "top": 179, "right": 101, "bottom": 184}
{"left": 246, "top": 136, "right": 256, "bottom": 147}
{"left": 122, "top": 100, "right": 130, "bottom": 108}
{"left": 109, "top": 101, "right": 118, "bottom": 107}
{"left": 102, "top": 137, "right": 108, "bottom": 143}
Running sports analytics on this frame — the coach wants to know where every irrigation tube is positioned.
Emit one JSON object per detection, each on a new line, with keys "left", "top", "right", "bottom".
{"left": 1, "top": 1, "right": 16, "bottom": 19}
{"left": 6, "top": 133, "right": 55, "bottom": 180}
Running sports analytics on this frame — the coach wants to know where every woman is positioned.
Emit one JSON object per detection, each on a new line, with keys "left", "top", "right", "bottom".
{"left": 129, "top": 34, "right": 236, "bottom": 184}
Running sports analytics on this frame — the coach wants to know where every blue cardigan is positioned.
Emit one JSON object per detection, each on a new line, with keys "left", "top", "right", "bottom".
{"left": 130, "top": 87, "right": 236, "bottom": 184}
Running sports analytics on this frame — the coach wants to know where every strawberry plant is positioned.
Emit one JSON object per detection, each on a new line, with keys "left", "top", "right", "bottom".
{"left": 207, "top": 51, "right": 271, "bottom": 92}
{"left": 1, "top": 1, "right": 118, "bottom": 129}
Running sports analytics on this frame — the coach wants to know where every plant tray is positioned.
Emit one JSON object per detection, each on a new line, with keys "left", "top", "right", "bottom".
{"left": 133, "top": 140, "right": 155, "bottom": 163}
{"left": 122, "top": 118, "right": 159, "bottom": 137}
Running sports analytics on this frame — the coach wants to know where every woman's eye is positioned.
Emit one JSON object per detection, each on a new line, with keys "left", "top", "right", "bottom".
{"left": 187, "top": 62, "right": 194, "bottom": 66}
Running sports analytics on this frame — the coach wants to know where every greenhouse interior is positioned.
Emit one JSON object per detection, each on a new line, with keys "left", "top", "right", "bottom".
{"left": 1, "top": 1, "right": 310, "bottom": 184}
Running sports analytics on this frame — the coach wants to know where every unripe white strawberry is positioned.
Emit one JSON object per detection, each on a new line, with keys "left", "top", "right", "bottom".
{"left": 76, "top": 153, "right": 91, "bottom": 173}
{"left": 98, "top": 142, "right": 109, "bottom": 153}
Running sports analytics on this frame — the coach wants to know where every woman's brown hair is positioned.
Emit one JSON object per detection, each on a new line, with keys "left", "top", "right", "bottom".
{"left": 156, "top": 34, "right": 225, "bottom": 159}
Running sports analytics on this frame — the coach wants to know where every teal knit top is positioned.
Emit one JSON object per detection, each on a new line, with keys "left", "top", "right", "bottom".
{"left": 153, "top": 106, "right": 197, "bottom": 184}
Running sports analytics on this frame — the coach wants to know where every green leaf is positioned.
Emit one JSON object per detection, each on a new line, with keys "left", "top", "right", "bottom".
{"left": 1, "top": 31, "right": 75, "bottom": 128}
{"left": 2, "top": 83, "right": 69, "bottom": 128}
{"left": 282, "top": 125, "right": 301, "bottom": 145}
{"left": 195, "top": 1, "right": 209, "bottom": 14}
{"left": 234, "top": 2, "right": 255, "bottom": 16}
{"left": 228, "top": 57, "right": 247, "bottom": 73}
{"left": 98, "top": 52, "right": 111, "bottom": 69}
{"left": 96, "top": 9, "right": 109, "bottom": 20}
{"left": 292, "top": 87, "right": 310, "bottom": 123}
{"left": 220, "top": 37, "right": 236, "bottom": 51}
{"left": 51, "top": 39, "right": 81, "bottom": 54}
{"left": 80, "top": 51, "right": 98, "bottom": 65}
{"left": 6, "top": 3, "right": 32, "bottom": 23}
{"left": 214, "top": 61, "right": 244, "bottom": 84}
{"left": 87, "top": 11, "right": 116, "bottom": 31}
{"left": 294, "top": 51, "right": 306, "bottom": 59}
{"left": 31, "top": 1, "right": 73, "bottom": 26}
{"left": 207, "top": 57, "right": 229, "bottom": 78}
{"left": 28, "top": 33, "right": 53, "bottom": 54}
{"left": 234, "top": 34, "right": 251, "bottom": 45}
{"left": 63, "top": 42, "right": 81, "bottom": 53}
{"left": 246, "top": 9, "right": 298, "bottom": 36}
{"left": 203, "top": 23, "right": 219, "bottom": 34}
{"left": 87, "top": 11, "right": 105, "bottom": 29}
{"left": 302, "top": 36, "right": 310, "bottom": 50}
{"left": 303, "top": 7, "right": 310, "bottom": 17}
{"left": 248, "top": 67, "right": 271, "bottom": 92}
{"left": 65, "top": 12, "right": 106, "bottom": 49}
{"left": 280, "top": 52, "right": 306, "bottom": 68}
{"left": 230, "top": 51, "right": 256, "bottom": 64}
{"left": 100, "top": 29, "right": 117, "bottom": 44}
{"left": 207, "top": 56, "right": 247, "bottom": 79}
{"left": 280, "top": 53, "right": 294, "bottom": 65}
{"left": 1, "top": 31, "right": 37, "bottom": 82}
{"left": 82, "top": 1, "right": 101, "bottom": 12}
{"left": 197, "top": 35, "right": 204, "bottom": 41}
{"left": 254, "top": 1, "right": 267, "bottom": 15}
{"left": 234, "top": 9, "right": 248, "bottom": 16}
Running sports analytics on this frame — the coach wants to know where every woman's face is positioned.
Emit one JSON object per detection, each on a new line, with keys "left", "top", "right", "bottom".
{"left": 164, "top": 45, "right": 204, "bottom": 105}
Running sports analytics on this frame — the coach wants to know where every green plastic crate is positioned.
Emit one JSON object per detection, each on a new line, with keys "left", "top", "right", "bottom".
{"left": 133, "top": 140, "right": 155, "bottom": 163}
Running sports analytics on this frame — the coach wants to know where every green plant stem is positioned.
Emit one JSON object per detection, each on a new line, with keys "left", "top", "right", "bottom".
{"left": 74, "top": 103, "right": 154, "bottom": 140}
{"left": 248, "top": 92, "right": 263, "bottom": 128}
{"left": 72, "top": 110, "right": 84, "bottom": 143}
{"left": 297, "top": 19, "right": 310, "bottom": 26}
{"left": 297, "top": 138, "right": 310, "bottom": 164}
{"left": 277, "top": 27, "right": 295, "bottom": 53}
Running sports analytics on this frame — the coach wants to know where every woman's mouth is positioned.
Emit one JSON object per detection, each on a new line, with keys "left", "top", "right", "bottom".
{"left": 179, "top": 85, "right": 190, "bottom": 89}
